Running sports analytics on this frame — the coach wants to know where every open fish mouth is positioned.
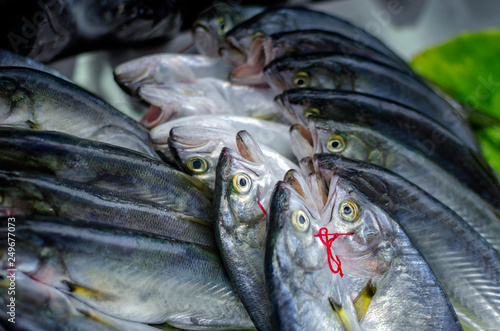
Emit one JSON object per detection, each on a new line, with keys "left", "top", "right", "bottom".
{"left": 230, "top": 36, "right": 266, "bottom": 85}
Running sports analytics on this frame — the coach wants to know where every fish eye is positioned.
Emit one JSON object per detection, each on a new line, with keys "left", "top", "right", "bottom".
{"left": 217, "top": 16, "right": 227, "bottom": 35}
{"left": 232, "top": 173, "right": 252, "bottom": 194}
{"left": 292, "top": 71, "right": 310, "bottom": 88}
{"left": 291, "top": 209, "right": 310, "bottom": 232}
{"left": 303, "top": 107, "right": 320, "bottom": 118}
{"left": 326, "top": 135, "right": 346, "bottom": 153}
{"left": 339, "top": 200, "right": 359, "bottom": 222}
{"left": 186, "top": 157, "right": 208, "bottom": 174}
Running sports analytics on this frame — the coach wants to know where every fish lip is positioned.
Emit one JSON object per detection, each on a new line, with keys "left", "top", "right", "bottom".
{"left": 192, "top": 24, "right": 219, "bottom": 58}
{"left": 273, "top": 93, "right": 297, "bottom": 123}
{"left": 229, "top": 36, "right": 266, "bottom": 85}
{"left": 219, "top": 36, "right": 247, "bottom": 66}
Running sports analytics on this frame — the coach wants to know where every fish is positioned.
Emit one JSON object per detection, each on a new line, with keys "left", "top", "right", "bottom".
{"left": 137, "top": 77, "right": 280, "bottom": 128}
{"left": 0, "top": 0, "right": 182, "bottom": 62}
{"left": 0, "top": 67, "right": 158, "bottom": 159}
{"left": 0, "top": 128, "right": 213, "bottom": 221}
{"left": 192, "top": 3, "right": 264, "bottom": 58}
{"left": 0, "top": 48, "right": 70, "bottom": 81}
{"left": 151, "top": 114, "right": 295, "bottom": 161}
{"left": 220, "top": 6, "right": 401, "bottom": 67}
{"left": 169, "top": 126, "right": 297, "bottom": 190}
{"left": 277, "top": 89, "right": 500, "bottom": 212}
{"left": 314, "top": 168, "right": 463, "bottom": 330}
{"left": 114, "top": 54, "right": 234, "bottom": 96}
{"left": 265, "top": 171, "right": 352, "bottom": 331}
{"left": 264, "top": 55, "right": 479, "bottom": 153}
{"left": 0, "top": 217, "right": 254, "bottom": 329}
{"left": 0, "top": 269, "right": 163, "bottom": 331}
{"left": 230, "top": 29, "right": 412, "bottom": 85}
{"left": 314, "top": 154, "right": 500, "bottom": 330}
{"left": 0, "top": 169, "right": 215, "bottom": 247}
{"left": 213, "top": 130, "right": 291, "bottom": 331}
{"left": 291, "top": 116, "right": 500, "bottom": 253}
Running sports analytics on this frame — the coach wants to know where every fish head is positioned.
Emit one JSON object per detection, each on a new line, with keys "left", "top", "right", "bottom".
{"left": 267, "top": 171, "right": 328, "bottom": 274}
{"left": 192, "top": 3, "right": 236, "bottom": 58}
{"left": 289, "top": 124, "right": 314, "bottom": 160}
{"left": 264, "top": 55, "right": 351, "bottom": 92}
{"left": 215, "top": 131, "right": 277, "bottom": 233}
{"left": 168, "top": 126, "right": 233, "bottom": 189}
{"left": 309, "top": 117, "right": 371, "bottom": 161}
{"left": 312, "top": 154, "right": 397, "bottom": 277}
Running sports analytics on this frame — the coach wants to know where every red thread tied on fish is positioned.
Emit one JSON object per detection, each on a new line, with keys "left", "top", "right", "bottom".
{"left": 257, "top": 201, "right": 267, "bottom": 216}
{"left": 314, "top": 227, "right": 353, "bottom": 277}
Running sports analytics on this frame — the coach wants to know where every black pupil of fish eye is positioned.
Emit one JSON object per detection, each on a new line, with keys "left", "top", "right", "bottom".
{"left": 239, "top": 177, "right": 247, "bottom": 187}
{"left": 331, "top": 140, "right": 340, "bottom": 148}
{"left": 192, "top": 159, "right": 202, "bottom": 169}
{"left": 298, "top": 214, "right": 306, "bottom": 225}
{"left": 296, "top": 78, "right": 306, "bottom": 86}
{"left": 343, "top": 206, "right": 352, "bottom": 215}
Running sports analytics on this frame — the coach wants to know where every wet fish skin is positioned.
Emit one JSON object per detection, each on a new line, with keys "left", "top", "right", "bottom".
{"left": 0, "top": 269, "right": 161, "bottom": 331}
{"left": 137, "top": 77, "right": 279, "bottom": 128}
{"left": 0, "top": 217, "right": 254, "bottom": 329}
{"left": 230, "top": 29, "right": 412, "bottom": 85}
{"left": 318, "top": 172, "right": 462, "bottom": 330}
{"left": 0, "top": 67, "right": 158, "bottom": 159}
{"left": 0, "top": 0, "right": 181, "bottom": 62}
{"left": 221, "top": 6, "right": 400, "bottom": 67}
{"left": 213, "top": 131, "right": 287, "bottom": 331}
{"left": 0, "top": 169, "right": 215, "bottom": 247}
{"left": 265, "top": 177, "right": 347, "bottom": 331}
{"left": 114, "top": 54, "right": 234, "bottom": 96}
{"left": 278, "top": 89, "right": 500, "bottom": 211}
{"left": 300, "top": 116, "right": 500, "bottom": 253}
{"left": 0, "top": 48, "right": 70, "bottom": 81}
{"left": 192, "top": 3, "right": 264, "bottom": 58}
{"left": 0, "top": 128, "right": 213, "bottom": 221}
{"left": 264, "top": 54, "right": 478, "bottom": 153}
{"left": 314, "top": 154, "right": 500, "bottom": 330}
{"left": 151, "top": 114, "right": 295, "bottom": 161}
{"left": 169, "top": 126, "right": 297, "bottom": 190}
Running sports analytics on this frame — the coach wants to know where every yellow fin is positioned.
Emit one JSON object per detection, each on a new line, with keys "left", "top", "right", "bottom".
{"left": 329, "top": 297, "right": 354, "bottom": 331}
{"left": 76, "top": 307, "right": 120, "bottom": 330}
{"left": 63, "top": 280, "right": 112, "bottom": 301}
{"left": 353, "top": 280, "right": 377, "bottom": 321}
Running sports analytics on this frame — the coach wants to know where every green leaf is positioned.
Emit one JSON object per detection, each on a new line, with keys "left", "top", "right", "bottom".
{"left": 411, "top": 30, "right": 500, "bottom": 174}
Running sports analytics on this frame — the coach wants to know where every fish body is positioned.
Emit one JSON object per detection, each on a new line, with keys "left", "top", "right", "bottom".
{"left": 230, "top": 29, "right": 412, "bottom": 85}
{"left": 0, "top": 67, "right": 157, "bottom": 158}
{"left": 0, "top": 0, "right": 181, "bottom": 62}
{"left": 0, "top": 48, "right": 69, "bottom": 80}
{"left": 193, "top": 3, "right": 264, "bottom": 58}
{"left": 114, "top": 54, "right": 233, "bottom": 95}
{"left": 0, "top": 217, "right": 254, "bottom": 329}
{"left": 264, "top": 55, "right": 478, "bottom": 152}
{"left": 296, "top": 116, "right": 500, "bottom": 253}
{"left": 151, "top": 114, "right": 295, "bottom": 161}
{"left": 265, "top": 174, "right": 351, "bottom": 331}
{"left": 0, "top": 169, "right": 215, "bottom": 247}
{"left": 0, "top": 269, "right": 161, "bottom": 331}
{"left": 278, "top": 89, "right": 500, "bottom": 210}
{"left": 0, "top": 128, "right": 213, "bottom": 222}
{"left": 169, "top": 126, "right": 297, "bottom": 190}
{"left": 213, "top": 131, "right": 286, "bottom": 330}
{"left": 316, "top": 171, "right": 462, "bottom": 330}
{"left": 221, "top": 6, "right": 400, "bottom": 67}
{"left": 314, "top": 154, "right": 500, "bottom": 330}
{"left": 138, "top": 77, "right": 279, "bottom": 128}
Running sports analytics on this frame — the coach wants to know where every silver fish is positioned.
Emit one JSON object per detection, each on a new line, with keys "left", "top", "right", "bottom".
{"left": 1, "top": 217, "right": 254, "bottom": 329}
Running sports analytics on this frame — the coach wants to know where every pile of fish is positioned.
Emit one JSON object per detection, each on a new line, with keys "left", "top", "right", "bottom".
{"left": 1, "top": 4, "right": 500, "bottom": 331}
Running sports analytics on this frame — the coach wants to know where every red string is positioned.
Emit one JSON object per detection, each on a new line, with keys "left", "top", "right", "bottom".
{"left": 178, "top": 43, "right": 194, "bottom": 54}
{"left": 314, "top": 227, "right": 353, "bottom": 277}
{"left": 257, "top": 201, "right": 267, "bottom": 216}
